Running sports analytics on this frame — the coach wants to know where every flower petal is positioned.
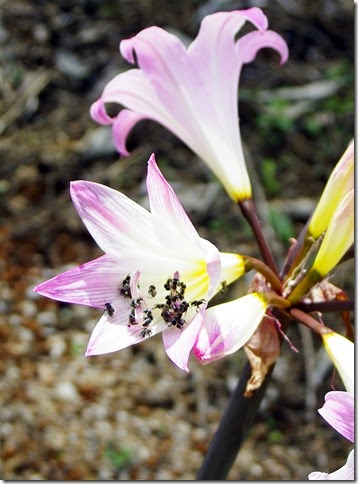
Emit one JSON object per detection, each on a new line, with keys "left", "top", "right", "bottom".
{"left": 70, "top": 179, "right": 156, "bottom": 256}
{"left": 193, "top": 293, "right": 267, "bottom": 364}
{"left": 313, "top": 189, "right": 354, "bottom": 276}
{"left": 34, "top": 254, "right": 124, "bottom": 308}
{"left": 86, "top": 311, "right": 167, "bottom": 356}
{"left": 236, "top": 30, "right": 289, "bottom": 66}
{"left": 162, "top": 310, "right": 204, "bottom": 371}
{"left": 146, "top": 154, "right": 204, "bottom": 249}
{"left": 322, "top": 331, "right": 354, "bottom": 393}
{"left": 318, "top": 391, "right": 354, "bottom": 443}
{"left": 308, "top": 449, "right": 354, "bottom": 480}
{"left": 111, "top": 109, "right": 149, "bottom": 156}
{"left": 309, "top": 140, "right": 354, "bottom": 238}
{"left": 91, "top": 8, "right": 288, "bottom": 202}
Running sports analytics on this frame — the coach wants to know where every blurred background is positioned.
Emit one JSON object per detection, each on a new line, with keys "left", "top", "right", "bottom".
{"left": 0, "top": 0, "right": 354, "bottom": 479}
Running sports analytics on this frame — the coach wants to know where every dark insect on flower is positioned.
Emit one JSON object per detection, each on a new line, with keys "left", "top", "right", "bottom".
{"left": 130, "top": 297, "right": 143, "bottom": 308}
{"left": 220, "top": 280, "right": 228, "bottom": 293}
{"left": 171, "top": 318, "right": 185, "bottom": 329}
{"left": 104, "top": 302, "right": 115, "bottom": 317}
{"left": 190, "top": 299, "right": 205, "bottom": 310}
{"left": 143, "top": 309, "right": 153, "bottom": 327}
{"left": 139, "top": 328, "right": 152, "bottom": 338}
{"left": 148, "top": 285, "right": 157, "bottom": 297}
{"left": 128, "top": 311, "right": 137, "bottom": 326}
{"left": 119, "top": 275, "right": 132, "bottom": 298}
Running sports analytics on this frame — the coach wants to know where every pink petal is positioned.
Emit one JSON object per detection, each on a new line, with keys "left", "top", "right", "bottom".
{"left": 236, "top": 29, "right": 289, "bottom": 66}
{"left": 70, "top": 180, "right": 155, "bottom": 256}
{"left": 194, "top": 293, "right": 267, "bottom": 364}
{"left": 318, "top": 391, "right": 354, "bottom": 443}
{"left": 308, "top": 449, "right": 354, "bottom": 480}
{"left": 86, "top": 312, "right": 167, "bottom": 356}
{"left": 112, "top": 109, "right": 148, "bottom": 156}
{"left": 162, "top": 311, "right": 204, "bottom": 371}
{"left": 34, "top": 254, "right": 124, "bottom": 308}
{"left": 90, "top": 98, "right": 113, "bottom": 125}
{"left": 90, "top": 9, "right": 288, "bottom": 202}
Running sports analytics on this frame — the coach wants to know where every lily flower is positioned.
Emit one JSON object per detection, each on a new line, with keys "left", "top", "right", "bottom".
{"left": 90, "top": 7, "right": 288, "bottom": 202}
{"left": 308, "top": 332, "right": 354, "bottom": 479}
{"left": 308, "top": 392, "right": 354, "bottom": 480}
{"left": 34, "top": 154, "right": 245, "bottom": 371}
{"left": 309, "top": 140, "right": 354, "bottom": 239}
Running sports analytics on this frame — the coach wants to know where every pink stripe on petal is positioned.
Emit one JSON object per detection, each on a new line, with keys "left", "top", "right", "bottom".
{"left": 34, "top": 254, "right": 122, "bottom": 307}
{"left": 86, "top": 314, "right": 146, "bottom": 356}
{"left": 318, "top": 391, "right": 354, "bottom": 442}
{"left": 194, "top": 294, "right": 266, "bottom": 364}
{"left": 70, "top": 180, "right": 154, "bottom": 255}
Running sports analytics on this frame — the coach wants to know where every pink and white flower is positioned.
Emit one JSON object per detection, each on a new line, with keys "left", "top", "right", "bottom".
{"left": 309, "top": 332, "right": 354, "bottom": 480}
{"left": 90, "top": 8, "right": 288, "bottom": 202}
{"left": 34, "top": 154, "right": 256, "bottom": 371}
{"left": 309, "top": 392, "right": 354, "bottom": 480}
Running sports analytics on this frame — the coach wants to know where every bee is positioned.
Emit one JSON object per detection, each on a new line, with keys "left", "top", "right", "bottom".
{"left": 148, "top": 285, "right": 157, "bottom": 297}
{"left": 139, "top": 328, "right": 152, "bottom": 338}
{"left": 143, "top": 309, "right": 153, "bottom": 327}
{"left": 130, "top": 297, "right": 143, "bottom": 308}
{"left": 190, "top": 299, "right": 205, "bottom": 310}
{"left": 128, "top": 312, "right": 137, "bottom": 326}
{"left": 220, "top": 280, "right": 228, "bottom": 294}
{"left": 119, "top": 275, "right": 132, "bottom": 298}
{"left": 104, "top": 302, "right": 115, "bottom": 317}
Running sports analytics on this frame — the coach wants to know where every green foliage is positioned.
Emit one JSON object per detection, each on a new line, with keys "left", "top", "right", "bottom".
{"left": 261, "top": 158, "right": 281, "bottom": 196}
{"left": 70, "top": 342, "right": 86, "bottom": 356}
{"left": 104, "top": 445, "right": 133, "bottom": 470}
{"left": 257, "top": 98, "right": 295, "bottom": 134}
{"left": 268, "top": 428, "right": 284, "bottom": 444}
{"left": 269, "top": 208, "right": 295, "bottom": 244}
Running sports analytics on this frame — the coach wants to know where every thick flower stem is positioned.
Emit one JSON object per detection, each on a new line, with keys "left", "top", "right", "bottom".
{"left": 243, "top": 256, "right": 282, "bottom": 293}
{"left": 196, "top": 359, "right": 275, "bottom": 480}
{"left": 239, "top": 199, "right": 279, "bottom": 276}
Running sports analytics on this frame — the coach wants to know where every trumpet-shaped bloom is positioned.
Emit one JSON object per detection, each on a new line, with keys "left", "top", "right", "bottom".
{"left": 34, "top": 154, "right": 245, "bottom": 371}
{"left": 309, "top": 331, "right": 354, "bottom": 480}
{"left": 309, "top": 140, "right": 354, "bottom": 239}
{"left": 308, "top": 392, "right": 354, "bottom": 480}
{"left": 318, "top": 391, "right": 354, "bottom": 443}
{"left": 193, "top": 292, "right": 268, "bottom": 364}
{"left": 90, "top": 8, "right": 288, "bottom": 201}
{"left": 313, "top": 189, "right": 354, "bottom": 277}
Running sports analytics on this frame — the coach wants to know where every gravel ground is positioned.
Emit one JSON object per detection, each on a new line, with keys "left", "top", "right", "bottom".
{"left": 0, "top": 0, "right": 354, "bottom": 480}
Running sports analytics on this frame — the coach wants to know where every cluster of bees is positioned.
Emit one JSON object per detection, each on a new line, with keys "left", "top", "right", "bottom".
{"left": 104, "top": 272, "right": 205, "bottom": 338}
